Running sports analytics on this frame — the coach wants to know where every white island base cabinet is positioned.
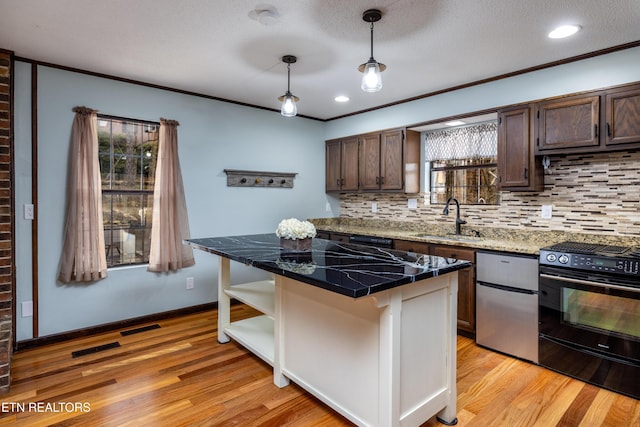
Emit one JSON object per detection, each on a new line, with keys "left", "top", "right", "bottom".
{"left": 216, "top": 256, "right": 459, "bottom": 427}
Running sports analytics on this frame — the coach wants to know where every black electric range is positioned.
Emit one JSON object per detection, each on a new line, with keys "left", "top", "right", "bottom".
{"left": 539, "top": 241, "right": 640, "bottom": 277}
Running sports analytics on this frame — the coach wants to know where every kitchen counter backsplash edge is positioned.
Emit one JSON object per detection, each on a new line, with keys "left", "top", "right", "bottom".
{"left": 308, "top": 217, "right": 638, "bottom": 255}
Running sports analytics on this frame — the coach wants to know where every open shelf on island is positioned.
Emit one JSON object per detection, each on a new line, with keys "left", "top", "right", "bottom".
{"left": 224, "top": 280, "right": 275, "bottom": 317}
{"left": 224, "top": 315, "right": 274, "bottom": 366}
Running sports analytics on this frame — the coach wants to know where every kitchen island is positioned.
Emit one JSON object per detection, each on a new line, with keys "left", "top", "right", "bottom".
{"left": 186, "top": 234, "right": 471, "bottom": 427}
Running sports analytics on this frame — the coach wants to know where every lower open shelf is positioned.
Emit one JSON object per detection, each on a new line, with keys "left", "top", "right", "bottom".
{"left": 224, "top": 315, "right": 274, "bottom": 366}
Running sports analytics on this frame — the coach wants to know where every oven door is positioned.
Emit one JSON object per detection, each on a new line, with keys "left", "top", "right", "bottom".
{"left": 539, "top": 266, "right": 640, "bottom": 362}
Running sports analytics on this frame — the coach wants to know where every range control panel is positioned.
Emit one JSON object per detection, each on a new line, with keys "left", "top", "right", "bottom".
{"left": 539, "top": 250, "right": 640, "bottom": 276}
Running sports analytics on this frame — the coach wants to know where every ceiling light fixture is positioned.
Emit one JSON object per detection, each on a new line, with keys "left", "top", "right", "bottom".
{"left": 248, "top": 4, "right": 280, "bottom": 26}
{"left": 334, "top": 95, "right": 350, "bottom": 103}
{"left": 358, "top": 9, "right": 386, "bottom": 93}
{"left": 278, "top": 55, "right": 299, "bottom": 117}
{"left": 548, "top": 24, "right": 581, "bottom": 39}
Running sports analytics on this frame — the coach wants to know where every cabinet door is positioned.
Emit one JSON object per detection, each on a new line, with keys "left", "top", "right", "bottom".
{"left": 605, "top": 85, "right": 640, "bottom": 146}
{"left": 325, "top": 139, "right": 342, "bottom": 192}
{"left": 456, "top": 266, "right": 475, "bottom": 333}
{"left": 341, "top": 137, "right": 360, "bottom": 191}
{"left": 380, "top": 129, "right": 404, "bottom": 191}
{"left": 537, "top": 94, "right": 600, "bottom": 152}
{"left": 359, "top": 133, "right": 381, "bottom": 191}
{"left": 498, "top": 107, "right": 532, "bottom": 188}
{"left": 329, "top": 232, "right": 350, "bottom": 243}
{"left": 393, "top": 239, "right": 430, "bottom": 254}
{"left": 433, "top": 245, "right": 476, "bottom": 333}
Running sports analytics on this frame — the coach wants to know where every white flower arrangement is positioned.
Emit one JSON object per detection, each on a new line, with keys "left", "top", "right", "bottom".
{"left": 275, "top": 218, "right": 317, "bottom": 240}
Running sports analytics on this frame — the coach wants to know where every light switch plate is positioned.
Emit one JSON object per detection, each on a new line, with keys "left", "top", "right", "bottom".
{"left": 407, "top": 198, "right": 418, "bottom": 209}
{"left": 541, "top": 205, "right": 553, "bottom": 219}
{"left": 371, "top": 202, "right": 377, "bottom": 213}
{"left": 21, "top": 301, "right": 33, "bottom": 317}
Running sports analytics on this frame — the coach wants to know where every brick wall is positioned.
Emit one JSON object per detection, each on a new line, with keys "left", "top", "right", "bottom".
{"left": 0, "top": 50, "right": 13, "bottom": 392}
{"left": 340, "top": 150, "right": 640, "bottom": 237}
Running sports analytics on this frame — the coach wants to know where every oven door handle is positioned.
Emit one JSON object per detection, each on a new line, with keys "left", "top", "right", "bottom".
{"left": 540, "top": 273, "right": 640, "bottom": 293}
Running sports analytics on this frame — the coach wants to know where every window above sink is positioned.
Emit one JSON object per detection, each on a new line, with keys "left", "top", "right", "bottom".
{"left": 423, "top": 120, "right": 498, "bottom": 205}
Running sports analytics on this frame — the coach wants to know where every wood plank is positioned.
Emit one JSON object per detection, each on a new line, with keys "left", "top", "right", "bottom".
{"left": 2, "top": 305, "right": 638, "bottom": 426}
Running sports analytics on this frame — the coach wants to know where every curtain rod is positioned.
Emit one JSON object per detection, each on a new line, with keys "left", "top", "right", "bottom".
{"left": 93, "top": 111, "right": 160, "bottom": 126}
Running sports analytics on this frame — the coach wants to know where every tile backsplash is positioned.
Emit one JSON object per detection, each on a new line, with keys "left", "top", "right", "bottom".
{"left": 339, "top": 150, "right": 640, "bottom": 238}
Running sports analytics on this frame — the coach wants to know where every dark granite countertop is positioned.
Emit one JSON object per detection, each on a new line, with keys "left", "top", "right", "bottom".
{"left": 186, "top": 234, "right": 471, "bottom": 298}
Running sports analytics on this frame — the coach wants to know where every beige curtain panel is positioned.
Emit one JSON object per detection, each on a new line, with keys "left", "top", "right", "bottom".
{"left": 147, "top": 118, "right": 195, "bottom": 272}
{"left": 58, "top": 107, "right": 108, "bottom": 283}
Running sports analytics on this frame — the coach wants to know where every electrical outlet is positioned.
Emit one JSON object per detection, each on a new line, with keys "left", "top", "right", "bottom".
{"left": 24, "top": 204, "right": 34, "bottom": 220}
{"left": 541, "top": 205, "right": 553, "bottom": 219}
{"left": 407, "top": 198, "right": 418, "bottom": 209}
{"left": 371, "top": 202, "right": 377, "bottom": 213}
{"left": 186, "top": 277, "right": 194, "bottom": 290}
{"left": 325, "top": 202, "right": 331, "bottom": 212}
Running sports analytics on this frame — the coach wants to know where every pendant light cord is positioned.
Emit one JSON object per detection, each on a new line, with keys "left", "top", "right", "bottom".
{"left": 369, "top": 21, "right": 375, "bottom": 60}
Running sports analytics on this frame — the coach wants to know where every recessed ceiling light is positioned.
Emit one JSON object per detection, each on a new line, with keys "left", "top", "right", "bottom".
{"left": 445, "top": 120, "right": 466, "bottom": 126}
{"left": 334, "top": 95, "right": 350, "bottom": 103}
{"left": 548, "top": 24, "right": 581, "bottom": 39}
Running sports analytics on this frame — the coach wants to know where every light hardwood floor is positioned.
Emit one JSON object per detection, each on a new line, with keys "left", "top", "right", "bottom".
{"left": 1, "top": 305, "right": 638, "bottom": 426}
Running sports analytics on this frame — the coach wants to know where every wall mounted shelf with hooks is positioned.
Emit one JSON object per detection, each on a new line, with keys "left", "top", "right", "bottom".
{"left": 223, "top": 169, "right": 297, "bottom": 188}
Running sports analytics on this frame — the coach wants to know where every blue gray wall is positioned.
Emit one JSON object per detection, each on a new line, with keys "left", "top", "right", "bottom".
{"left": 14, "top": 46, "right": 640, "bottom": 341}
{"left": 15, "top": 64, "right": 329, "bottom": 340}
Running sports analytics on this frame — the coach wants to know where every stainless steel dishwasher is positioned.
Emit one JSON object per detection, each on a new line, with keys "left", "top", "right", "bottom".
{"left": 476, "top": 251, "right": 539, "bottom": 363}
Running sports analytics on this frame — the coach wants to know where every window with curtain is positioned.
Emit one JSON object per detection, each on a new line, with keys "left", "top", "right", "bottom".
{"left": 98, "top": 116, "right": 159, "bottom": 267}
{"left": 424, "top": 121, "right": 499, "bottom": 205}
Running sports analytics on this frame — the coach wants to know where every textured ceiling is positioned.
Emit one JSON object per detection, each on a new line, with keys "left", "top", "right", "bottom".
{"left": 1, "top": 0, "right": 639, "bottom": 120}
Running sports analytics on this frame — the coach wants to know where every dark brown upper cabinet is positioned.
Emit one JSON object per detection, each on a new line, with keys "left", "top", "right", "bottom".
{"left": 359, "top": 129, "right": 409, "bottom": 192}
{"left": 605, "top": 84, "right": 640, "bottom": 147}
{"left": 325, "top": 136, "right": 359, "bottom": 192}
{"left": 535, "top": 83, "right": 640, "bottom": 154}
{"left": 497, "top": 105, "right": 543, "bottom": 191}
{"left": 536, "top": 94, "right": 600, "bottom": 153}
{"left": 326, "top": 128, "right": 420, "bottom": 193}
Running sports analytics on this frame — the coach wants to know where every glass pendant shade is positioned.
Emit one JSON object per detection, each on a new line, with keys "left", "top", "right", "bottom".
{"left": 280, "top": 92, "right": 298, "bottom": 117}
{"left": 361, "top": 60, "right": 382, "bottom": 92}
{"left": 277, "top": 55, "right": 299, "bottom": 117}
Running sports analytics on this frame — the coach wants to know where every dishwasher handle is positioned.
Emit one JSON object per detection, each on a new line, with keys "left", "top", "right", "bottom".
{"left": 477, "top": 280, "right": 538, "bottom": 295}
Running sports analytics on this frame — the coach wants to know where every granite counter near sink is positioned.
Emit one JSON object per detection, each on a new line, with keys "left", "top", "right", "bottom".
{"left": 309, "top": 217, "right": 639, "bottom": 255}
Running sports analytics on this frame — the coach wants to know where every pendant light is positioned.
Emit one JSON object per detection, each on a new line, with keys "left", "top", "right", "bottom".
{"left": 277, "top": 55, "right": 299, "bottom": 117}
{"left": 358, "top": 9, "right": 386, "bottom": 93}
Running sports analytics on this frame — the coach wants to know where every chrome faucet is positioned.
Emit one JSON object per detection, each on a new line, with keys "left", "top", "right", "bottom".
{"left": 443, "top": 197, "right": 466, "bottom": 235}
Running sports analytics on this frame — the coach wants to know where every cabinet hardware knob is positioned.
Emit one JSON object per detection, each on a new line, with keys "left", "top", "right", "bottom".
{"left": 240, "top": 178, "right": 247, "bottom": 183}
{"left": 268, "top": 179, "right": 274, "bottom": 184}
{"left": 255, "top": 178, "right": 261, "bottom": 184}
{"left": 281, "top": 179, "right": 286, "bottom": 184}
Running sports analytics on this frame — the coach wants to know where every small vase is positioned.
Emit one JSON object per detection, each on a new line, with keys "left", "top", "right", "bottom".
{"left": 280, "top": 237, "right": 312, "bottom": 252}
